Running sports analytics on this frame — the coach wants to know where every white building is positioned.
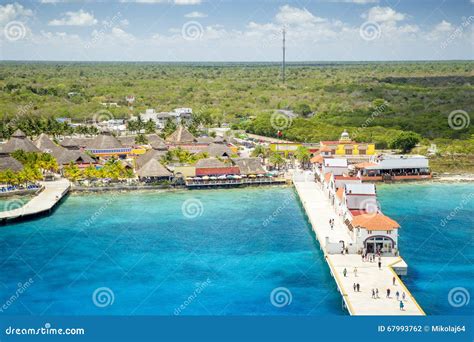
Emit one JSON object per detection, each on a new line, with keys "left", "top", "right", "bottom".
{"left": 321, "top": 158, "right": 348, "bottom": 177}
{"left": 355, "top": 154, "right": 430, "bottom": 179}
{"left": 138, "top": 108, "right": 193, "bottom": 129}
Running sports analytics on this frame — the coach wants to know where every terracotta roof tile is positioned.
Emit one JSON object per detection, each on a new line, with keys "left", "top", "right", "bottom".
{"left": 351, "top": 213, "right": 400, "bottom": 231}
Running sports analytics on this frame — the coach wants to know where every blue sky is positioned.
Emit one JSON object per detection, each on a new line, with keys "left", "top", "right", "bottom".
{"left": 0, "top": 0, "right": 473, "bottom": 61}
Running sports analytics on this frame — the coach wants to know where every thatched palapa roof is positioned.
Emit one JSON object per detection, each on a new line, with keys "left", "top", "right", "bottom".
{"left": 86, "top": 134, "right": 123, "bottom": 150}
{"left": 0, "top": 155, "right": 24, "bottom": 172}
{"left": 34, "top": 134, "right": 94, "bottom": 165}
{"left": 205, "top": 143, "right": 233, "bottom": 158}
{"left": 165, "top": 126, "right": 196, "bottom": 144}
{"left": 135, "top": 149, "right": 167, "bottom": 169}
{"left": 232, "top": 158, "right": 265, "bottom": 175}
{"left": 195, "top": 158, "right": 226, "bottom": 168}
{"left": 137, "top": 159, "right": 171, "bottom": 178}
{"left": 0, "top": 129, "right": 41, "bottom": 154}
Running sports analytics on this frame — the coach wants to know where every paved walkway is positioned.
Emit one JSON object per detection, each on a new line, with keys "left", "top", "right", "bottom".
{"left": 0, "top": 178, "right": 70, "bottom": 221}
{"left": 293, "top": 171, "right": 424, "bottom": 316}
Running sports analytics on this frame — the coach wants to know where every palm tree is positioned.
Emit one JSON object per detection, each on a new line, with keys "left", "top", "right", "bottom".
{"left": 295, "top": 146, "right": 311, "bottom": 169}
{"left": 269, "top": 152, "right": 285, "bottom": 170}
{"left": 251, "top": 144, "right": 270, "bottom": 164}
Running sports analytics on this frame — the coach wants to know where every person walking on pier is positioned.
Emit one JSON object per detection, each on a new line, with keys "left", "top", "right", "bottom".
{"left": 393, "top": 276, "right": 396, "bottom": 286}
{"left": 399, "top": 300, "right": 405, "bottom": 311}
{"left": 371, "top": 289, "right": 375, "bottom": 299}
{"left": 396, "top": 291, "right": 400, "bottom": 301}
{"left": 353, "top": 283, "right": 356, "bottom": 292}
{"left": 353, "top": 267, "right": 358, "bottom": 277}
{"left": 356, "top": 283, "right": 360, "bottom": 292}
{"left": 402, "top": 292, "right": 406, "bottom": 301}
{"left": 386, "top": 288, "right": 391, "bottom": 298}
{"left": 378, "top": 260, "right": 382, "bottom": 270}
{"left": 343, "top": 268, "right": 347, "bottom": 277}
{"left": 375, "top": 288, "right": 379, "bottom": 298}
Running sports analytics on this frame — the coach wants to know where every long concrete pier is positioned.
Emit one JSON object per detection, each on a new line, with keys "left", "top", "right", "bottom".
{"left": 293, "top": 171, "right": 425, "bottom": 316}
{"left": 0, "top": 178, "right": 70, "bottom": 222}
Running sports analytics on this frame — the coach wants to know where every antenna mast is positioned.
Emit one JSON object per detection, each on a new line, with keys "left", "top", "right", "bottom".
{"left": 282, "top": 27, "right": 286, "bottom": 83}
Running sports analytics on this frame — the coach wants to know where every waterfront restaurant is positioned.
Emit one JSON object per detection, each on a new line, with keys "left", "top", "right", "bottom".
{"left": 354, "top": 154, "right": 431, "bottom": 181}
{"left": 194, "top": 158, "right": 240, "bottom": 176}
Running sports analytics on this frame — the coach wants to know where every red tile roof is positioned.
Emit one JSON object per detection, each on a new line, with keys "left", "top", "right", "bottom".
{"left": 351, "top": 213, "right": 400, "bottom": 231}
{"left": 310, "top": 155, "right": 324, "bottom": 164}
{"left": 324, "top": 172, "right": 332, "bottom": 183}
{"left": 195, "top": 166, "right": 240, "bottom": 176}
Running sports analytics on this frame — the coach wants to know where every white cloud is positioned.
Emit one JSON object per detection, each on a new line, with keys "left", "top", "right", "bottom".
{"left": 185, "top": 11, "right": 207, "bottom": 18}
{"left": 365, "top": 6, "right": 405, "bottom": 23}
{"left": 49, "top": 10, "right": 98, "bottom": 26}
{"left": 335, "top": 0, "right": 379, "bottom": 3}
{"left": 119, "top": 0, "right": 201, "bottom": 3}
{"left": 0, "top": 2, "right": 33, "bottom": 25}
{"left": 275, "top": 5, "right": 326, "bottom": 25}
{"left": 433, "top": 20, "right": 453, "bottom": 32}
{"left": 174, "top": 0, "right": 201, "bottom": 4}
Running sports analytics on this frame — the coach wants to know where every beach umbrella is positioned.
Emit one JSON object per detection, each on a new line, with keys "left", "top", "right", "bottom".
{"left": 234, "top": 175, "right": 242, "bottom": 179}
{"left": 193, "top": 177, "right": 201, "bottom": 180}
{"left": 185, "top": 177, "right": 193, "bottom": 181}
{"left": 210, "top": 176, "right": 217, "bottom": 180}
{"left": 257, "top": 174, "right": 264, "bottom": 177}
{"left": 249, "top": 174, "right": 256, "bottom": 178}
{"left": 226, "top": 175, "right": 234, "bottom": 179}
{"left": 202, "top": 176, "right": 210, "bottom": 180}
{"left": 218, "top": 175, "right": 227, "bottom": 179}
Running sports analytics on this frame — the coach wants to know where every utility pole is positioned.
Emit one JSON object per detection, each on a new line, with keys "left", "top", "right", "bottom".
{"left": 282, "top": 27, "right": 286, "bottom": 83}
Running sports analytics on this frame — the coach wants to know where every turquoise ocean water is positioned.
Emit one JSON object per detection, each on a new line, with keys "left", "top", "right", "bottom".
{"left": 0, "top": 184, "right": 472, "bottom": 315}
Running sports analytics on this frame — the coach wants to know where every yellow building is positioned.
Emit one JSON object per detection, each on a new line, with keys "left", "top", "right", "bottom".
{"left": 320, "top": 130, "right": 375, "bottom": 156}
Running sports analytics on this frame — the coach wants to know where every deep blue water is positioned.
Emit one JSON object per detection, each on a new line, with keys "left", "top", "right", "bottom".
{"left": 0, "top": 184, "right": 472, "bottom": 315}
{"left": 0, "top": 187, "right": 341, "bottom": 315}
{"left": 377, "top": 183, "right": 473, "bottom": 316}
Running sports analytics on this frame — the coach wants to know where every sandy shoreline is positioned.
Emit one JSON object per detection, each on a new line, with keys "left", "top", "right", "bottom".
{"left": 432, "top": 173, "right": 474, "bottom": 182}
